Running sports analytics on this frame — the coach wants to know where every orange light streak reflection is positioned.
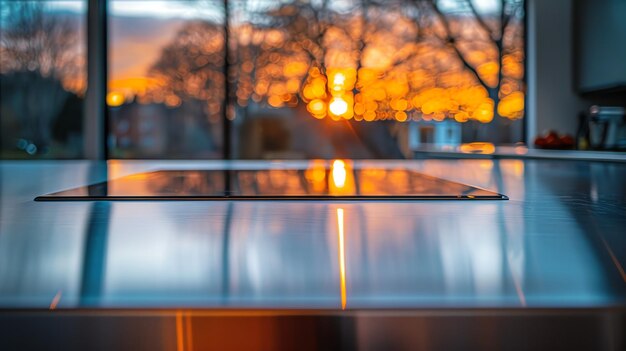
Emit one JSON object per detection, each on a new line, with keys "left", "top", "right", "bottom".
{"left": 185, "top": 313, "right": 194, "bottom": 351}
{"left": 176, "top": 311, "right": 184, "bottom": 351}
{"left": 337, "top": 208, "right": 347, "bottom": 310}
{"left": 332, "top": 160, "right": 347, "bottom": 188}
{"left": 49, "top": 290, "right": 62, "bottom": 310}
{"left": 330, "top": 160, "right": 356, "bottom": 195}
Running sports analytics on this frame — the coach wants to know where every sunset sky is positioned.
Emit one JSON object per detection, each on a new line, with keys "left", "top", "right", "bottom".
{"left": 32, "top": 0, "right": 526, "bottom": 123}
{"left": 109, "top": 16, "right": 184, "bottom": 80}
{"left": 43, "top": 0, "right": 503, "bottom": 84}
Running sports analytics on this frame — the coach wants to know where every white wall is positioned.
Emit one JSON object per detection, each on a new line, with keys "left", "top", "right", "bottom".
{"left": 527, "top": 0, "right": 586, "bottom": 142}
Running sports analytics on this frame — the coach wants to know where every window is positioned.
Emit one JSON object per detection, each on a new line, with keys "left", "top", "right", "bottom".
{"left": 107, "top": 0, "right": 225, "bottom": 158}
{"left": 0, "top": 0, "right": 86, "bottom": 158}
{"left": 1, "top": 0, "right": 525, "bottom": 159}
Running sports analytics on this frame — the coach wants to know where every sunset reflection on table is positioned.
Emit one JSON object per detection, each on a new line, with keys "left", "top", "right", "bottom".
{"left": 40, "top": 159, "right": 505, "bottom": 199}
{"left": 2, "top": 159, "right": 624, "bottom": 310}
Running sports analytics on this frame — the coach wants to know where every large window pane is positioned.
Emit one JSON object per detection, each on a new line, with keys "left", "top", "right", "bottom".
{"left": 107, "top": 0, "right": 525, "bottom": 160}
{"left": 107, "top": 0, "right": 225, "bottom": 159}
{"left": 229, "top": 0, "right": 525, "bottom": 158}
{"left": 0, "top": 0, "right": 86, "bottom": 159}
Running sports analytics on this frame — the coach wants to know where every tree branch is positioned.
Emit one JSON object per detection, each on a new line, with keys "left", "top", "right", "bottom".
{"left": 467, "top": 0, "right": 496, "bottom": 41}
{"left": 426, "top": 0, "right": 489, "bottom": 89}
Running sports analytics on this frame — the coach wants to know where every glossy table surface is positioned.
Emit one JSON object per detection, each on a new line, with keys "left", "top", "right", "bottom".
{"left": 1, "top": 159, "right": 625, "bottom": 310}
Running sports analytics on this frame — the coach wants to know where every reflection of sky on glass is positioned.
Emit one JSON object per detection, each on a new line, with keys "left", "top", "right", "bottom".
{"left": 1, "top": 1, "right": 85, "bottom": 25}
{"left": 47, "top": 1, "right": 85, "bottom": 13}
{"left": 440, "top": 0, "right": 499, "bottom": 13}
{"left": 47, "top": 0, "right": 500, "bottom": 18}
{"left": 46, "top": 0, "right": 220, "bottom": 18}
{"left": 110, "top": 1, "right": 222, "bottom": 20}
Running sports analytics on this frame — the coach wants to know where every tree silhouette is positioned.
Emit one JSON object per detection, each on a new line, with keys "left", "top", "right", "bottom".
{"left": 242, "top": 1, "right": 523, "bottom": 120}
{"left": 140, "top": 0, "right": 525, "bottom": 151}
{"left": 0, "top": 2, "right": 84, "bottom": 154}
{"left": 149, "top": 21, "right": 225, "bottom": 113}
{"left": 409, "top": 0, "right": 525, "bottom": 141}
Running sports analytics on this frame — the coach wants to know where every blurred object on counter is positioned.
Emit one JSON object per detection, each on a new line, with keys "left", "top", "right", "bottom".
{"left": 534, "top": 130, "right": 575, "bottom": 150}
{"left": 577, "top": 106, "right": 626, "bottom": 151}
{"left": 458, "top": 142, "right": 496, "bottom": 154}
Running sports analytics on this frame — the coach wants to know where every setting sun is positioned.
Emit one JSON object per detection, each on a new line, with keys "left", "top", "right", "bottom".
{"left": 106, "top": 91, "right": 125, "bottom": 107}
{"left": 329, "top": 97, "right": 348, "bottom": 116}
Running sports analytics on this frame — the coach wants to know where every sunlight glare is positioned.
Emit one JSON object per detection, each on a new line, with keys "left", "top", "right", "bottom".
{"left": 329, "top": 97, "right": 348, "bottom": 116}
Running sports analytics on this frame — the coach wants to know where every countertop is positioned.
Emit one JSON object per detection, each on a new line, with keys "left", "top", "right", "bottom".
{"left": 1, "top": 159, "right": 625, "bottom": 310}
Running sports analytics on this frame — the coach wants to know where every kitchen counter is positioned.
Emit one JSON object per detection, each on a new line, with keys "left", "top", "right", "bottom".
{"left": 0, "top": 159, "right": 624, "bottom": 349}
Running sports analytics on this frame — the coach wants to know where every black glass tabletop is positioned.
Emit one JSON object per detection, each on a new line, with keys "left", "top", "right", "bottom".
{"left": 35, "top": 161, "right": 507, "bottom": 201}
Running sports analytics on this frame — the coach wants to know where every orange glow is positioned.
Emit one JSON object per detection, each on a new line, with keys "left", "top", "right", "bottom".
{"left": 330, "top": 160, "right": 356, "bottom": 195}
{"left": 511, "top": 159, "right": 525, "bottom": 177}
{"left": 97, "top": 14, "right": 524, "bottom": 126}
{"left": 106, "top": 91, "right": 125, "bottom": 107}
{"left": 165, "top": 95, "right": 181, "bottom": 107}
{"left": 286, "top": 78, "right": 300, "bottom": 93}
{"left": 497, "top": 91, "right": 525, "bottom": 119}
{"left": 391, "top": 98, "right": 408, "bottom": 111}
{"left": 514, "top": 145, "right": 528, "bottom": 155}
{"left": 311, "top": 82, "right": 326, "bottom": 98}
{"left": 49, "top": 290, "right": 62, "bottom": 310}
{"left": 337, "top": 208, "right": 347, "bottom": 310}
{"left": 329, "top": 97, "right": 348, "bottom": 116}
{"left": 176, "top": 311, "right": 184, "bottom": 351}
{"left": 394, "top": 111, "right": 408, "bottom": 122}
{"left": 363, "top": 110, "right": 376, "bottom": 121}
{"left": 283, "top": 61, "right": 308, "bottom": 77}
{"left": 459, "top": 142, "right": 496, "bottom": 154}
{"left": 354, "top": 102, "right": 365, "bottom": 115}
{"left": 327, "top": 69, "right": 356, "bottom": 94}
{"left": 108, "top": 77, "right": 163, "bottom": 97}
{"left": 333, "top": 72, "right": 346, "bottom": 87}
{"left": 454, "top": 111, "right": 469, "bottom": 123}
{"left": 473, "top": 101, "right": 495, "bottom": 123}
{"left": 307, "top": 99, "right": 327, "bottom": 119}
{"left": 331, "top": 160, "right": 347, "bottom": 188}
{"left": 477, "top": 61, "right": 499, "bottom": 87}
{"left": 304, "top": 160, "right": 328, "bottom": 193}
{"left": 185, "top": 313, "right": 194, "bottom": 351}
{"left": 295, "top": 54, "right": 522, "bottom": 123}
{"left": 268, "top": 95, "right": 284, "bottom": 108}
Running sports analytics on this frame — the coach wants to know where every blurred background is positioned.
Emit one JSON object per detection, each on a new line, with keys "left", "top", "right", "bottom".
{"left": 1, "top": 0, "right": 624, "bottom": 160}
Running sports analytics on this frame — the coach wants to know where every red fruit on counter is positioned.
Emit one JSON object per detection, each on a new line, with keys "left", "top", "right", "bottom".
{"left": 544, "top": 134, "right": 562, "bottom": 148}
{"left": 560, "top": 135, "right": 575, "bottom": 147}
{"left": 534, "top": 136, "right": 547, "bottom": 147}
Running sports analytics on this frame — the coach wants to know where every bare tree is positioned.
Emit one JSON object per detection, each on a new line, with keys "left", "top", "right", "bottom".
{"left": 412, "top": 0, "right": 525, "bottom": 142}
{"left": 145, "top": 0, "right": 524, "bottom": 157}
{"left": 146, "top": 20, "right": 226, "bottom": 153}
{"left": 0, "top": 2, "right": 83, "bottom": 152}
